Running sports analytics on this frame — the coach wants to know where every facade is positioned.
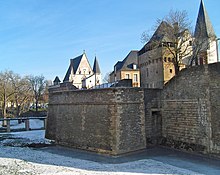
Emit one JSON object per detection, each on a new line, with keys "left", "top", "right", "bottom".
{"left": 194, "top": 0, "right": 218, "bottom": 65}
{"left": 138, "top": 21, "right": 191, "bottom": 89}
{"left": 82, "top": 57, "right": 102, "bottom": 89}
{"left": 110, "top": 51, "right": 140, "bottom": 87}
{"left": 63, "top": 52, "right": 101, "bottom": 89}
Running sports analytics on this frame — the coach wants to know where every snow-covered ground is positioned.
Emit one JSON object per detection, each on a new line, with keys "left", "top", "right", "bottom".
{"left": 0, "top": 128, "right": 219, "bottom": 174}
{"left": 0, "top": 119, "right": 44, "bottom": 130}
{"left": 0, "top": 120, "right": 220, "bottom": 175}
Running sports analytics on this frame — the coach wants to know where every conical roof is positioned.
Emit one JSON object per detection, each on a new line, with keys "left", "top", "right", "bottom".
{"left": 93, "top": 56, "right": 101, "bottom": 74}
{"left": 195, "top": 0, "right": 216, "bottom": 39}
{"left": 139, "top": 21, "right": 174, "bottom": 54}
{"left": 53, "top": 76, "right": 61, "bottom": 83}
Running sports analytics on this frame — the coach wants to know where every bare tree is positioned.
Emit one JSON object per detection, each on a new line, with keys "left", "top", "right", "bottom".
{"left": 0, "top": 71, "right": 18, "bottom": 125}
{"left": 28, "top": 75, "right": 46, "bottom": 112}
{"left": 12, "top": 76, "right": 32, "bottom": 117}
{"left": 141, "top": 10, "right": 193, "bottom": 75}
{"left": 102, "top": 71, "right": 111, "bottom": 83}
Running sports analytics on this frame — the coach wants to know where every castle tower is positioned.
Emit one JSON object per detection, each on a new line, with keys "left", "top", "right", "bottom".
{"left": 194, "top": 0, "right": 218, "bottom": 64}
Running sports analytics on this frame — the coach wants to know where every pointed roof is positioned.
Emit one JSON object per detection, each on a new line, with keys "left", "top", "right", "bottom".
{"left": 93, "top": 56, "right": 101, "bottom": 74}
{"left": 53, "top": 76, "right": 61, "bottom": 83}
{"left": 63, "top": 54, "right": 84, "bottom": 82}
{"left": 195, "top": 0, "right": 216, "bottom": 39}
{"left": 149, "top": 21, "right": 174, "bottom": 44}
{"left": 139, "top": 21, "right": 174, "bottom": 55}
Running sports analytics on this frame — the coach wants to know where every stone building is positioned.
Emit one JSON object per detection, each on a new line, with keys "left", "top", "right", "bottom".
{"left": 138, "top": 21, "right": 191, "bottom": 89}
{"left": 110, "top": 51, "right": 140, "bottom": 87}
{"left": 138, "top": 0, "right": 217, "bottom": 89}
{"left": 63, "top": 52, "right": 101, "bottom": 89}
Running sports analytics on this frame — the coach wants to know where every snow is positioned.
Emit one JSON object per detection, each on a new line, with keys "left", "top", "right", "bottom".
{"left": 0, "top": 131, "right": 201, "bottom": 175}
{"left": 0, "top": 136, "right": 200, "bottom": 175}
{"left": 0, "top": 119, "right": 44, "bottom": 130}
{"left": 0, "top": 130, "right": 51, "bottom": 147}
{"left": 0, "top": 130, "right": 218, "bottom": 175}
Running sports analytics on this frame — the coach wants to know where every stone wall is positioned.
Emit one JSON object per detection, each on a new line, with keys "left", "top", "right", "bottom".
{"left": 162, "top": 63, "right": 220, "bottom": 154}
{"left": 209, "top": 63, "right": 220, "bottom": 153}
{"left": 45, "top": 88, "right": 146, "bottom": 155}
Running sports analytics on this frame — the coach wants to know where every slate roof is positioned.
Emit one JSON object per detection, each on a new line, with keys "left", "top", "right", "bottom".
{"left": 114, "top": 51, "right": 139, "bottom": 72}
{"left": 93, "top": 57, "right": 101, "bottom": 74}
{"left": 63, "top": 54, "right": 83, "bottom": 82}
{"left": 53, "top": 76, "right": 61, "bottom": 83}
{"left": 195, "top": 0, "right": 216, "bottom": 39}
{"left": 148, "top": 21, "right": 174, "bottom": 44}
{"left": 139, "top": 21, "right": 174, "bottom": 55}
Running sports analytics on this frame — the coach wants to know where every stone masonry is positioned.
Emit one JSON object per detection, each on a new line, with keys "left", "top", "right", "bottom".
{"left": 162, "top": 63, "right": 220, "bottom": 154}
{"left": 46, "top": 88, "right": 146, "bottom": 155}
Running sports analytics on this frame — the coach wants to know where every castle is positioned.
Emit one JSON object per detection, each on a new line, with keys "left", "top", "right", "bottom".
{"left": 46, "top": 0, "right": 220, "bottom": 156}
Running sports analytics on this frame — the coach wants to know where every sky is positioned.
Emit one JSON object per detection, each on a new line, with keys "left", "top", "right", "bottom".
{"left": 0, "top": 0, "right": 219, "bottom": 81}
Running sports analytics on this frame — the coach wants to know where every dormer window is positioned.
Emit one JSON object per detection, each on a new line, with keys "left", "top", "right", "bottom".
{"left": 133, "top": 64, "right": 137, "bottom": 69}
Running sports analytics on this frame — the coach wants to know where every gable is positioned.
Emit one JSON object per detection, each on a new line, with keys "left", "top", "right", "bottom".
{"left": 75, "top": 54, "right": 93, "bottom": 75}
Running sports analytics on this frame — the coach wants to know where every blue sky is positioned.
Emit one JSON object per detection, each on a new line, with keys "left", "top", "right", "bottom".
{"left": 0, "top": 0, "right": 219, "bottom": 81}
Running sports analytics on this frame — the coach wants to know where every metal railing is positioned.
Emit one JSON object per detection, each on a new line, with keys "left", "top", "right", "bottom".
{"left": 0, "top": 117, "right": 47, "bottom": 132}
{"left": 91, "top": 82, "right": 118, "bottom": 89}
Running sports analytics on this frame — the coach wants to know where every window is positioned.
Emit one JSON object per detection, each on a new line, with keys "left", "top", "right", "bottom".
{"left": 189, "top": 40, "right": 192, "bottom": 46}
{"left": 79, "top": 71, "right": 81, "bottom": 74}
{"left": 125, "top": 74, "right": 130, "bottom": 79}
{"left": 83, "top": 69, "right": 86, "bottom": 75}
{"left": 170, "top": 69, "right": 173, "bottom": 73}
{"left": 134, "top": 74, "right": 138, "bottom": 82}
{"left": 133, "top": 64, "right": 137, "bottom": 69}
{"left": 164, "top": 57, "right": 167, "bottom": 62}
{"left": 168, "top": 57, "right": 171, "bottom": 62}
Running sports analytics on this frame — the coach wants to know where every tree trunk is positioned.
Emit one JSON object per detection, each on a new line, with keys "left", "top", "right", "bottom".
{"left": 2, "top": 99, "right": 7, "bottom": 127}
{"left": 35, "top": 100, "right": 38, "bottom": 112}
{"left": 174, "top": 64, "right": 180, "bottom": 75}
